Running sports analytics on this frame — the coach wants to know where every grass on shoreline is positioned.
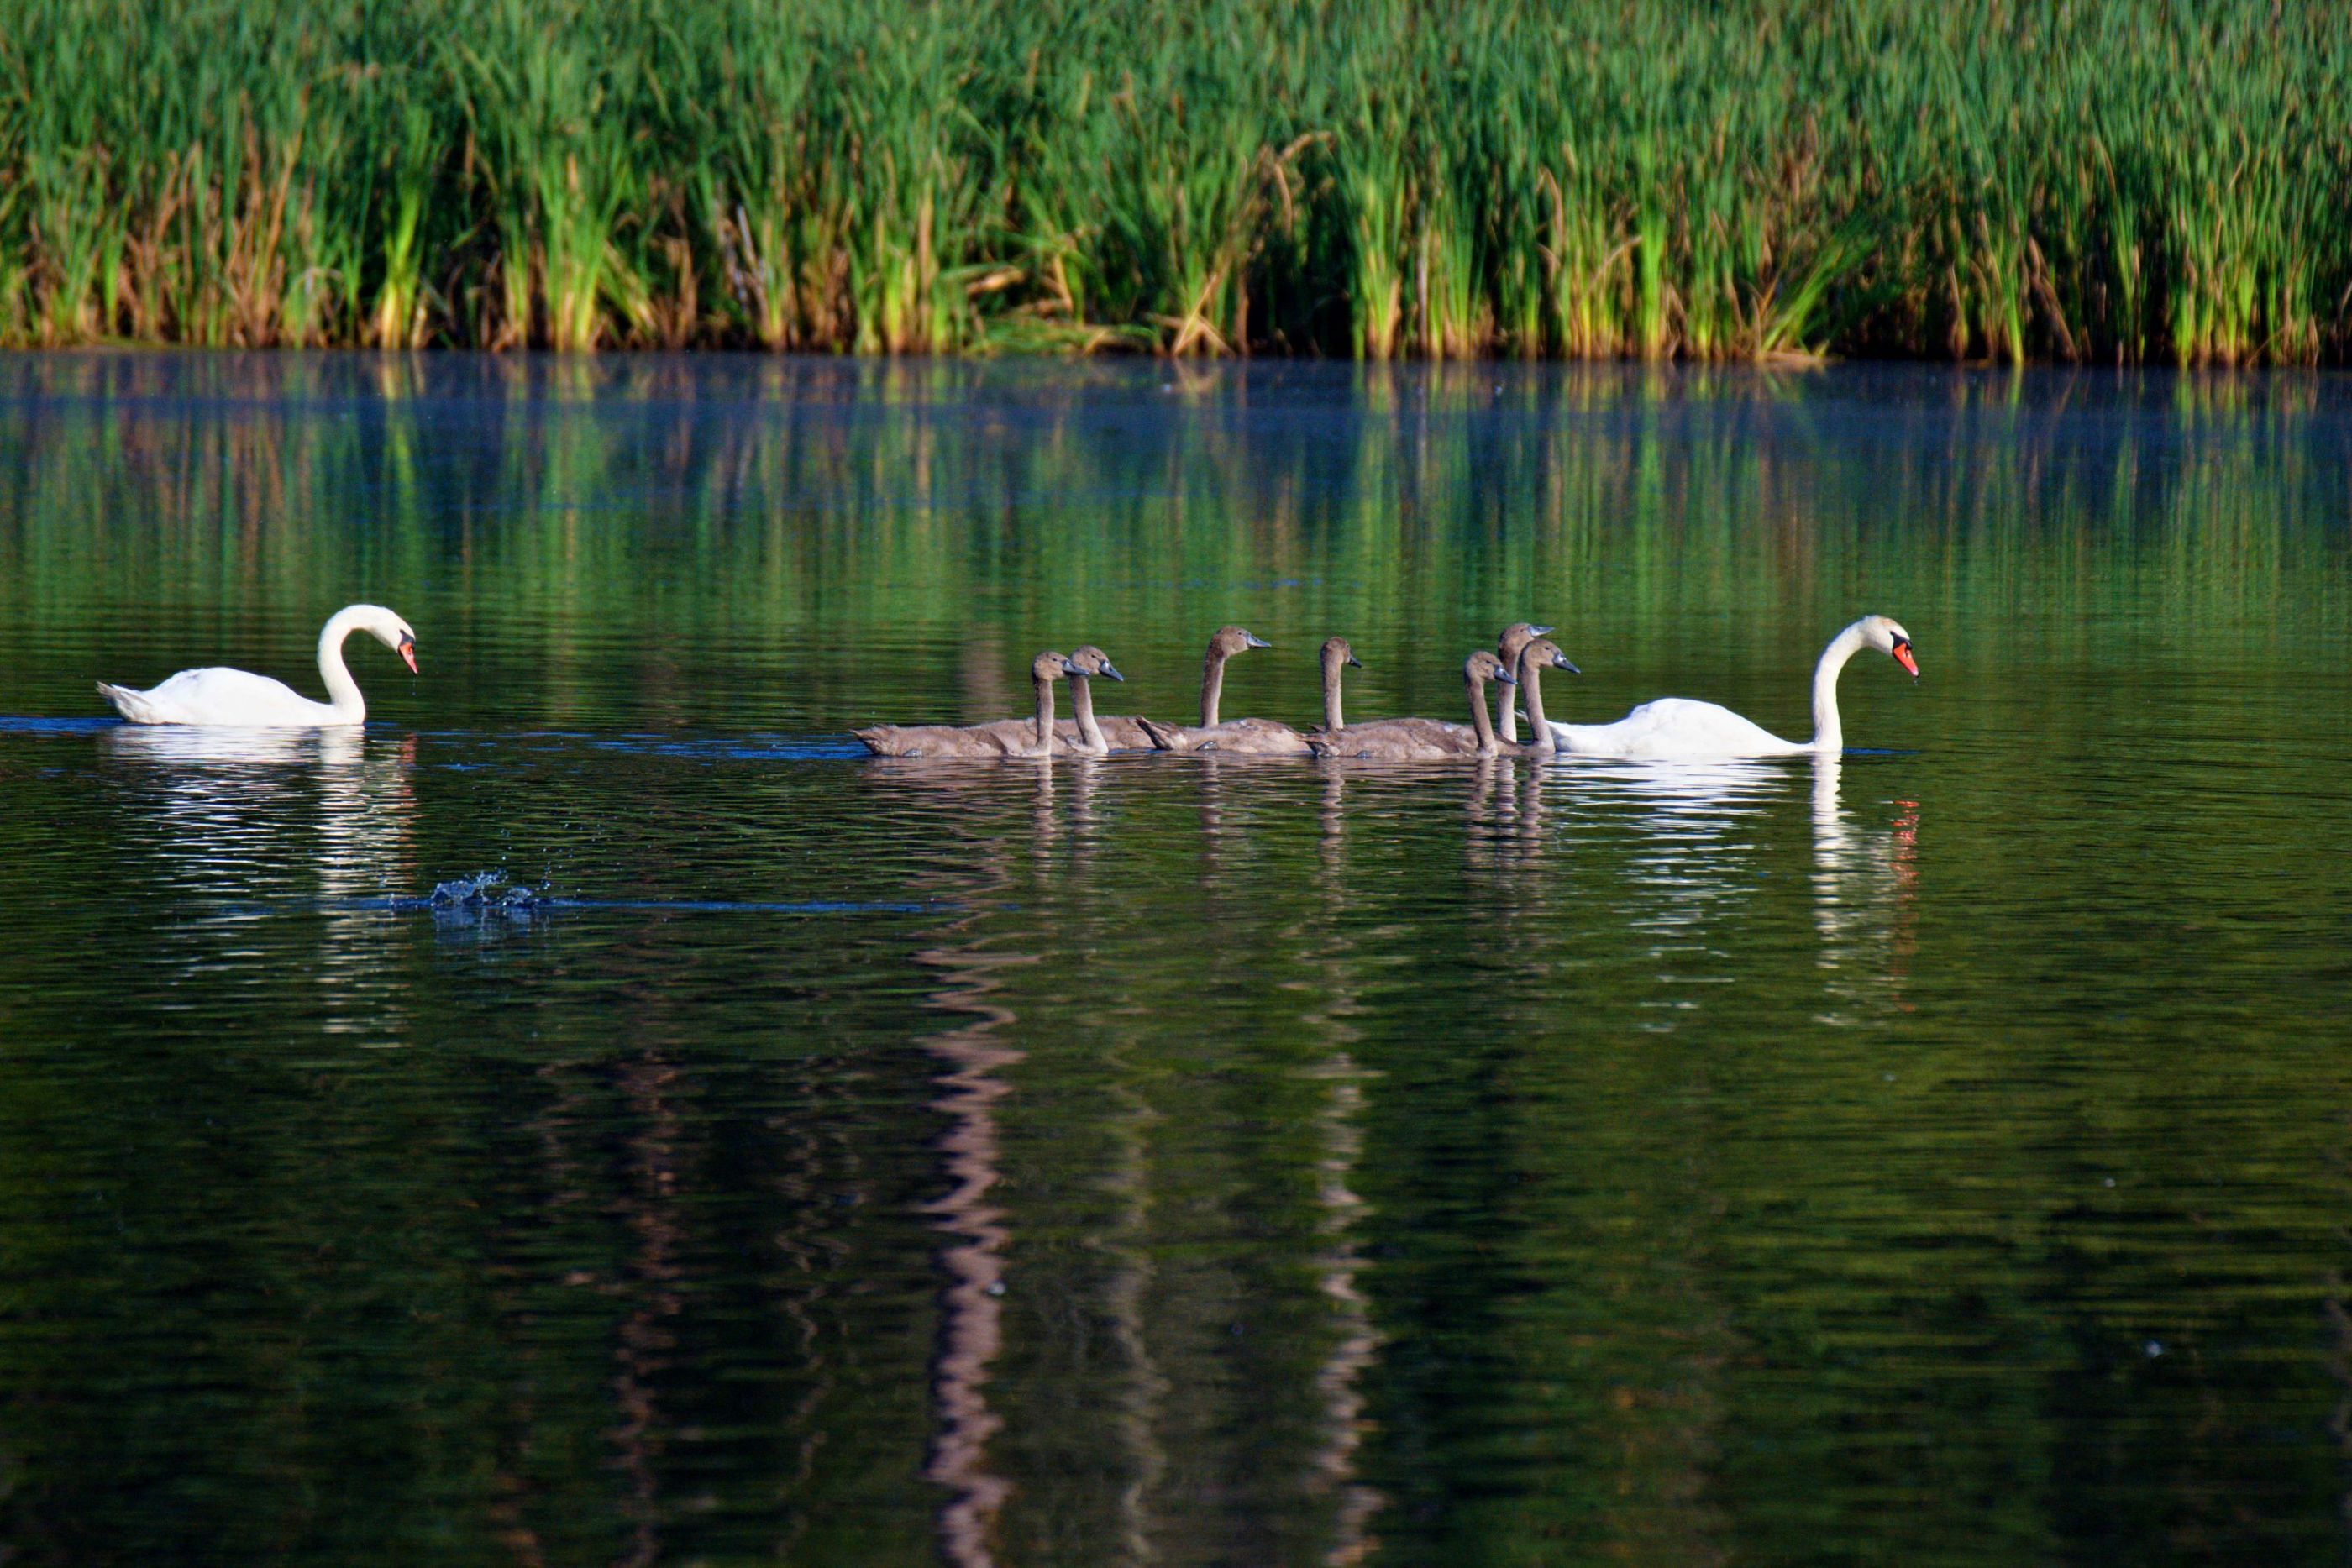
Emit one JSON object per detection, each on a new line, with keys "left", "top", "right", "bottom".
{"left": 1, "top": 0, "right": 2347, "bottom": 363}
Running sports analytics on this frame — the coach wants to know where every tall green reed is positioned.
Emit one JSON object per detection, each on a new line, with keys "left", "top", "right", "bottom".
{"left": 0, "top": 0, "right": 2344, "bottom": 362}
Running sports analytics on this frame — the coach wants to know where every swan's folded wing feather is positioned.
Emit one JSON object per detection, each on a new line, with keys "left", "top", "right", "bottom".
{"left": 1052, "top": 716, "right": 1153, "bottom": 750}
{"left": 1141, "top": 716, "right": 1307, "bottom": 753}
{"left": 1193, "top": 717, "right": 1310, "bottom": 754}
{"left": 1313, "top": 718, "right": 1478, "bottom": 761}
{"left": 97, "top": 680, "right": 160, "bottom": 722}
{"left": 104, "top": 667, "right": 335, "bottom": 726}
{"left": 1554, "top": 697, "right": 1798, "bottom": 758}
{"left": 1137, "top": 717, "right": 1194, "bottom": 752}
{"left": 857, "top": 720, "right": 1045, "bottom": 757}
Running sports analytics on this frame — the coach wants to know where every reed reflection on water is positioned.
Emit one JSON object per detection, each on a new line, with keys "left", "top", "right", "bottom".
{"left": 0, "top": 357, "right": 2348, "bottom": 1565}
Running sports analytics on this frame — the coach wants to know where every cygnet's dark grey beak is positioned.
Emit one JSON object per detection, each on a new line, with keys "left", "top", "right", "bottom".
{"left": 1244, "top": 632, "right": 1272, "bottom": 650}
{"left": 1531, "top": 625, "right": 1555, "bottom": 637}
{"left": 1491, "top": 668, "right": 1519, "bottom": 685}
{"left": 1347, "top": 654, "right": 1363, "bottom": 669}
{"left": 1553, "top": 653, "right": 1582, "bottom": 674}
{"left": 1099, "top": 663, "right": 1125, "bottom": 682}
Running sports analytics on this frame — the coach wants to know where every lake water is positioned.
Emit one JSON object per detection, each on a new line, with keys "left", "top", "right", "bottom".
{"left": 0, "top": 354, "right": 2348, "bottom": 1565}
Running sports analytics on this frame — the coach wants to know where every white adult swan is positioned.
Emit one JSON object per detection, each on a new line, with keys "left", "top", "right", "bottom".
{"left": 1546, "top": 615, "right": 1917, "bottom": 758}
{"left": 97, "top": 604, "right": 418, "bottom": 726}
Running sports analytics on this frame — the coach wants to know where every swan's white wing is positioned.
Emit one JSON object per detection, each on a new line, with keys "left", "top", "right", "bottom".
{"left": 1552, "top": 697, "right": 1803, "bottom": 758}
{"left": 108, "top": 667, "right": 342, "bottom": 726}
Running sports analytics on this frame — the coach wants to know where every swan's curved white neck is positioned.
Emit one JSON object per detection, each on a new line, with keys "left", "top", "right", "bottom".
{"left": 318, "top": 607, "right": 374, "bottom": 722}
{"left": 1808, "top": 619, "right": 1875, "bottom": 754}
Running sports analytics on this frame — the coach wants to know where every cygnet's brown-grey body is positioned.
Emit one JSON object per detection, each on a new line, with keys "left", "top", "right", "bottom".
{"left": 854, "top": 651, "right": 1079, "bottom": 757}
{"left": 1058, "top": 645, "right": 1124, "bottom": 755}
{"left": 1049, "top": 642, "right": 1152, "bottom": 752}
{"left": 1309, "top": 651, "right": 1523, "bottom": 761}
{"left": 1494, "top": 622, "right": 1553, "bottom": 743}
{"left": 1299, "top": 637, "right": 1362, "bottom": 737}
{"left": 959, "top": 643, "right": 1131, "bottom": 753}
{"left": 1053, "top": 714, "right": 1155, "bottom": 750}
{"left": 1137, "top": 626, "right": 1317, "bottom": 755}
{"left": 1513, "top": 637, "right": 1580, "bottom": 758}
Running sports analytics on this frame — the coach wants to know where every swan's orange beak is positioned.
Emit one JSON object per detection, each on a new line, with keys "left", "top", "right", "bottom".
{"left": 1892, "top": 642, "right": 1918, "bottom": 679}
{"left": 400, "top": 639, "right": 418, "bottom": 674}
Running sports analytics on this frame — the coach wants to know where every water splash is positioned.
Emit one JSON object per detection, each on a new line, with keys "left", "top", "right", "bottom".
{"left": 402, "top": 869, "right": 552, "bottom": 918}
{"left": 379, "top": 873, "right": 934, "bottom": 919}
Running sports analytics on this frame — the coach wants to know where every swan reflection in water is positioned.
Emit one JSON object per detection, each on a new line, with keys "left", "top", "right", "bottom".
{"left": 1544, "top": 754, "right": 1918, "bottom": 1018}
{"left": 1560, "top": 755, "right": 1791, "bottom": 941}
{"left": 1809, "top": 757, "right": 1920, "bottom": 1018}
{"left": 99, "top": 724, "right": 417, "bottom": 1040}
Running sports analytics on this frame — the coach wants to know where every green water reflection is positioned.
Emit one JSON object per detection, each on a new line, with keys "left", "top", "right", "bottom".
{"left": 0, "top": 357, "right": 2347, "bottom": 1565}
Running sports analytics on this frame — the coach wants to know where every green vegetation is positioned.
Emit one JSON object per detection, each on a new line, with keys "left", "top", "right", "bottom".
{"left": 2, "top": 0, "right": 2349, "bottom": 362}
